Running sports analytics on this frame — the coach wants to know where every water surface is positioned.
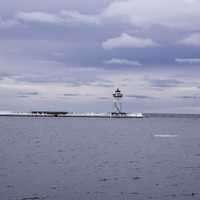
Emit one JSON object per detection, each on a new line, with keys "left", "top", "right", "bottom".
{"left": 0, "top": 117, "right": 200, "bottom": 200}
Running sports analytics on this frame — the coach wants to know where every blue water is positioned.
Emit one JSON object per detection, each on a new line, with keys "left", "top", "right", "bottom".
{"left": 0, "top": 117, "right": 200, "bottom": 200}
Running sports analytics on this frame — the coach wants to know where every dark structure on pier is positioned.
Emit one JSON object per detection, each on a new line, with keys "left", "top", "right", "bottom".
{"left": 32, "top": 111, "right": 68, "bottom": 117}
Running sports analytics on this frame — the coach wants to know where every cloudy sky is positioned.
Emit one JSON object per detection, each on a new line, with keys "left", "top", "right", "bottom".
{"left": 1, "top": 0, "right": 200, "bottom": 113}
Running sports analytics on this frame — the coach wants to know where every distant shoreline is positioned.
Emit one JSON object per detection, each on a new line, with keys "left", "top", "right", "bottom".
{"left": 144, "top": 113, "right": 200, "bottom": 118}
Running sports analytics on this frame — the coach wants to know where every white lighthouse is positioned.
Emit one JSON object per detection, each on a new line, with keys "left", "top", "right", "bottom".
{"left": 112, "top": 88, "right": 123, "bottom": 114}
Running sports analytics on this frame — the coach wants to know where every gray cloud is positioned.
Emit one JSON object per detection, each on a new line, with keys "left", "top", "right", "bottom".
{"left": 64, "top": 93, "right": 79, "bottom": 97}
{"left": 99, "top": 97, "right": 109, "bottom": 100}
{"left": 176, "top": 58, "right": 200, "bottom": 64}
{"left": 0, "top": 0, "right": 113, "bottom": 17}
{"left": 0, "top": 17, "right": 19, "bottom": 29}
{"left": 0, "top": 72, "right": 13, "bottom": 80}
{"left": 17, "top": 95, "right": 30, "bottom": 98}
{"left": 177, "top": 33, "right": 200, "bottom": 46}
{"left": 22, "top": 92, "right": 38, "bottom": 95}
{"left": 177, "top": 96, "right": 200, "bottom": 99}
{"left": 17, "top": 91, "right": 39, "bottom": 98}
{"left": 126, "top": 95, "right": 154, "bottom": 99}
{"left": 149, "top": 79, "right": 184, "bottom": 88}
{"left": 0, "top": 68, "right": 114, "bottom": 88}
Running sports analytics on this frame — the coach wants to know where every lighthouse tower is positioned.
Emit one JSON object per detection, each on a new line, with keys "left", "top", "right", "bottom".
{"left": 112, "top": 88, "right": 123, "bottom": 114}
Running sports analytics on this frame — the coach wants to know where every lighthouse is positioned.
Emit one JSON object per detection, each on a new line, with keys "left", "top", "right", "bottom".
{"left": 112, "top": 88, "right": 123, "bottom": 114}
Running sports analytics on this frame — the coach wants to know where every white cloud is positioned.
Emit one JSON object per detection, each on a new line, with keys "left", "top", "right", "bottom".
{"left": 16, "top": 10, "right": 100, "bottom": 25}
{"left": 61, "top": 10, "right": 100, "bottom": 24}
{"left": 16, "top": 11, "right": 63, "bottom": 24}
{"left": 102, "top": 33, "right": 158, "bottom": 50}
{"left": 177, "top": 33, "right": 200, "bottom": 46}
{"left": 176, "top": 58, "right": 200, "bottom": 64}
{"left": 104, "top": 58, "right": 142, "bottom": 66}
{"left": 101, "top": 0, "right": 200, "bottom": 30}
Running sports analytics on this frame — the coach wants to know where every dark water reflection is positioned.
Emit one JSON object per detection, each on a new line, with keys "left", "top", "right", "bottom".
{"left": 0, "top": 117, "right": 200, "bottom": 200}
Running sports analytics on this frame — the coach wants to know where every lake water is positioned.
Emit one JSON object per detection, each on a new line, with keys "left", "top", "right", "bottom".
{"left": 0, "top": 116, "right": 200, "bottom": 200}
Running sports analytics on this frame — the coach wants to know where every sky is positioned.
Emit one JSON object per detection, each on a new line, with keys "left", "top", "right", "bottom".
{"left": 1, "top": 0, "right": 200, "bottom": 113}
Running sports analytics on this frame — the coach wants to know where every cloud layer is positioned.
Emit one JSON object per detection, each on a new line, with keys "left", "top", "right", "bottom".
{"left": 0, "top": 0, "right": 200, "bottom": 113}
{"left": 12, "top": 0, "right": 200, "bottom": 30}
